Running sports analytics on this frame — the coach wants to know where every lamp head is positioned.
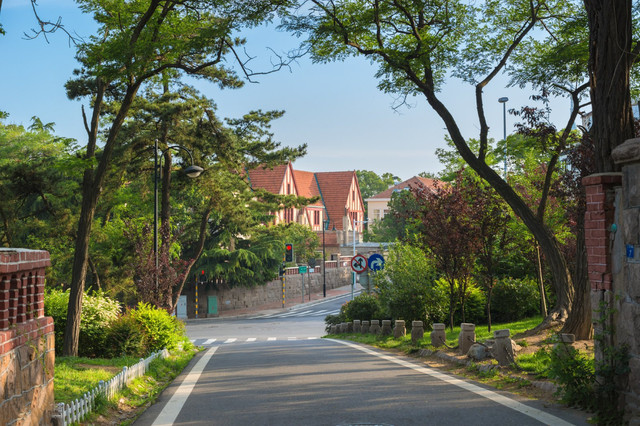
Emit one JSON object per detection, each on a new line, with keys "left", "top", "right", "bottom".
{"left": 498, "top": 97, "right": 509, "bottom": 103}
{"left": 184, "top": 165, "right": 204, "bottom": 178}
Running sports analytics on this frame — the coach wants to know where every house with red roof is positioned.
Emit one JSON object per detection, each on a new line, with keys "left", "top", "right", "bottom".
{"left": 365, "top": 176, "right": 442, "bottom": 223}
{"left": 247, "top": 162, "right": 365, "bottom": 250}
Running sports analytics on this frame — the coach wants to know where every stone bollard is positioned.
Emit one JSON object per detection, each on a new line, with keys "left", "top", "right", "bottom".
{"left": 491, "top": 329, "right": 513, "bottom": 366}
{"left": 347, "top": 322, "right": 354, "bottom": 333}
{"left": 430, "top": 323, "right": 446, "bottom": 347}
{"left": 458, "top": 323, "right": 476, "bottom": 354}
{"left": 411, "top": 321, "right": 424, "bottom": 344}
{"left": 330, "top": 325, "right": 338, "bottom": 334}
{"left": 381, "top": 320, "right": 392, "bottom": 336}
{"left": 361, "top": 320, "right": 370, "bottom": 334}
{"left": 393, "top": 320, "right": 406, "bottom": 338}
{"left": 369, "top": 320, "right": 381, "bottom": 335}
{"left": 353, "top": 320, "right": 362, "bottom": 333}
{"left": 552, "top": 333, "right": 577, "bottom": 360}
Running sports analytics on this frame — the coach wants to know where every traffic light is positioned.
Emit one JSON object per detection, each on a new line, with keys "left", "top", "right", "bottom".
{"left": 285, "top": 243, "right": 293, "bottom": 262}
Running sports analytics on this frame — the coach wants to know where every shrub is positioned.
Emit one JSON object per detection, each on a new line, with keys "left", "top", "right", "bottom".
{"left": 341, "top": 293, "right": 383, "bottom": 322}
{"left": 432, "top": 279, "right": 486, "bottom": 326}
{"left": 374, "top": 243, "right": 447, "bottom": 327}
{"left": 549, "top": 344, "right": 595, "bottom": 410}
{"left": 104, "top": 313, "right": 148, "bottom": 358}
{"left": 45, "top": 288, "right": 121, "bottom": 356}
{"left": 491, "top": 277, "right": 540, "bottom": 323}
{"left": 130, "top": 303, "right": 187, "bottom": 351}
{"left": 324, "top": 313, "right": 345, "bottom": 333}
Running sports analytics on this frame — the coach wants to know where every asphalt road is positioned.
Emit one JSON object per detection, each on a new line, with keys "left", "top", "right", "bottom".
{"left": 135, "top": 296, "right": 591, "bottom": 426}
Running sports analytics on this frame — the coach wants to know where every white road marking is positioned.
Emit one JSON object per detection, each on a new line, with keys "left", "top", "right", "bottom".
{"left": 203, "top": 338, "right": 216, "bottom": 345}
{"left": 224, "top": 338, "right": 237, "bottom": 343}
{"left": 329, "top": 339, "right": 575, "bottom": 426}
{"left": 152, "top": 346, "right": 218, "bottom": 425}
{"left": 288, "top": 337, "right": 297, "bottom": 340}
{"left": 267, "top": 337, "right": 277, "bottom": 341}
{"left": 246, "top": 338, "right": 257, "bottom": 342}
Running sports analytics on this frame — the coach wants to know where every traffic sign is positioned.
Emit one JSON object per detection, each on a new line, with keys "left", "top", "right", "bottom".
{"left": 351, "top": 254, "right": 367, "bottom": 274}
{"left": 368, "top": 253, "right": 385, "bottom": 272}
{"left": 298, "top": 265, "right": 308, "bottom": 274}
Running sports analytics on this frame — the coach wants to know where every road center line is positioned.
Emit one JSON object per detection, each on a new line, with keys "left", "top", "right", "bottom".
{"left": 329, "top": 339, "right": 574, "bottom": 426}
{"left": 152, "top": 346, "right": 218, "bottom": 426}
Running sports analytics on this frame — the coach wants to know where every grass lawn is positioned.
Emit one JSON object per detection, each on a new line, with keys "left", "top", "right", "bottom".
{"left": 54, "top": 356, "right": 140, "bottom": 403}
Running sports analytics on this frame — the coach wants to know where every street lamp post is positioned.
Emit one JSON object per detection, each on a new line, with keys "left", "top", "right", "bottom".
{"left": 322, "top": 218, "right": 330, "bottom": 298}
{"left": 498, "top": 97, "right": 509, "bottom": 177}
{"left": 153, "top": 140, "right": 203, "bottom": 289}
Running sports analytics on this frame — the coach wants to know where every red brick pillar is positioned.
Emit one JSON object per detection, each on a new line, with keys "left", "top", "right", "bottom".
{"left": 583, "top": 173, "right": 622, "bottom": 291}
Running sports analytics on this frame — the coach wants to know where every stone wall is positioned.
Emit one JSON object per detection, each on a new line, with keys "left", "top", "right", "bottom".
{"left": 0, "top": 249, "right": 54, "bottom": 426}
{"left": 583, "top": 138, "right": 640, "bottom": 423}
{"left": 184, "top": 266, "right": 352, "bottom": 318}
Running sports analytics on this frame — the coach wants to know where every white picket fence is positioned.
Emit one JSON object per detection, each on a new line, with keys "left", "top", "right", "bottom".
{"left": 54, "top": 349, "right": 169, "bottom": 426}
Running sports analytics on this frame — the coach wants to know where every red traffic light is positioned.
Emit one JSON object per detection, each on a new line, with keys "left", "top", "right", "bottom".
{"left": 285, "top": 243, "right": 293, "bottom": 262}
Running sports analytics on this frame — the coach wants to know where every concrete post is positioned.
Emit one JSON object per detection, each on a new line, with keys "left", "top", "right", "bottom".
{"left": 458, "top": 323, "right": 475, "bottom": 354}
{"left": 381, "top": 320, "right": 392, "bottom": 336}
{"left": 361, "top": 320, "right": 370, "bottom": 334}
{"left": 393, "top": 320, "right": 406, "bottom": 338}
{"left": 369, "top": 320, "right": 380, "bottom": 335}
{"left": 431, "top": 323, "right": 446, "bottom": 347}
{"left": 353, "top": 320, "right": 361, "bottom": 333}
{"left": 491, "top": 329, "right": 513, "bottom": 366}
{"left": 411, "top": 321, "right": 424, "bottom": 344}
{"left": 347, "top": 322, "right": 353, "bottom": 333}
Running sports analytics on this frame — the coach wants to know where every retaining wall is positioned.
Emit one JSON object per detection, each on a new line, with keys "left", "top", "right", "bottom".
{"left": 0, "top": 249, "right": 54, "bottom": 426}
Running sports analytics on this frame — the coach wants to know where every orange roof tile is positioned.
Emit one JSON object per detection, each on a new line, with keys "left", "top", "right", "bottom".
{"left": 292, "top": 170, "right": 323, "bottom": 206}
{"left": 367, "top": 176, "right": 443, "bottom": 200}
{"left": 247, "top": 164, "right": 288, "bottom": 193}
{"left": 315, "top": 171, "right": 358, "bottom": 231}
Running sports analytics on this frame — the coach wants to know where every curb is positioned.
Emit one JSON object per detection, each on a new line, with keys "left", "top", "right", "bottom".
{"left": 184, "top": 288, "right": 363, "bottom": 323}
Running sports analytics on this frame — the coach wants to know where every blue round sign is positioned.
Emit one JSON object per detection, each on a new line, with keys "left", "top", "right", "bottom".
{"left": 368, "top": 254, "right": 385, "bottom": 272}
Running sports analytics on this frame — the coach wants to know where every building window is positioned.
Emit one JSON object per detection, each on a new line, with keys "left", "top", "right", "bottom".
{"left": 374, "top": 209, "right": 380, "bottom": 221}
{"left": 314, "top": 210, "right": 320, "bottom": 225}
{"left": 287, "top": 183, "right": 291, "bottom": 194}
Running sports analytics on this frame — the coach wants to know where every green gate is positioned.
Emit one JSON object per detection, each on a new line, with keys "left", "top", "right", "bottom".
{"left": 207, "top": 296, "right": 218, "bottom": 316}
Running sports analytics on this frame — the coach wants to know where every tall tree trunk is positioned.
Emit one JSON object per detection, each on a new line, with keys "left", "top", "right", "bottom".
{"left": 432, "top": 102, "right": 574, "bottom": 323}
{"left": 584, "top": 0, "right": 635, "bottom": 173}
{"left": 561, "top": 209, "right": 593, "bottom": 339}
{"left": 63, "top": 84, "right": 141, "bottom": 356}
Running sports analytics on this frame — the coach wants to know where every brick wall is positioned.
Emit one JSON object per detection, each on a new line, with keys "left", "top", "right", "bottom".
{"left": 0, "top": 249, "right": 54, "bottom": 426}
{"left": 582, "top": 173, "right": 622, "bottom": 291}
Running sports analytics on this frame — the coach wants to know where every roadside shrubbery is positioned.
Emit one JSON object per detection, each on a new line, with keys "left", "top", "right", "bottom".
{"left": 45, "top": 290, "right": 192, "bottom": 358}
{"left": 490, "top": 277, "right": 540, "bottom": 323}
{"left": 45, "top": 288, "right": 121, "bottom": 357}
{"left": 374, "top": 243, "right": 446, "bottom": 327}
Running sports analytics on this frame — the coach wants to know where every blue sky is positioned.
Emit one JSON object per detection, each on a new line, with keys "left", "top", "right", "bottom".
{"left": 0, "top": 1, "right": 572, "bottom": 180}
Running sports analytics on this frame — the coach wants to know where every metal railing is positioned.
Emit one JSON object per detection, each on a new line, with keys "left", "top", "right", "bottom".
{"left": 54, "top": 349, "right": 169, "bottom": 426}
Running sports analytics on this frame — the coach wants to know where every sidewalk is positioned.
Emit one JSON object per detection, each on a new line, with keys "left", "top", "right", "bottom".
{"left": 188, "top": 284, "right": 361, "bottom": 321}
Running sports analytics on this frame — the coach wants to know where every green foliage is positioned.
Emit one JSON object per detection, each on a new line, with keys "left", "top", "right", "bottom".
{"left": 340, "top": 293, "right": 383, "bottom": 322}
{"left": 104, "top": 314, "right": 148, "bottom": 358}
{"left": 130, "top": 303, "right": 188, "bottom": 352}
{"left": 549, "top": 344, "right": 595, "bottom": 409}
{"left": 45, "top": 289, "right": 121, "bottom": 357}
{"left": 517, "top": 348, "right": 552, "bottom": 378}
{"left": 373, "top": 243, "right": 446, "bottom": 327}
{"left": 491, "top": 277, "right": 540, "bottom": 323}
{"left": 324, "top": 313, "right": 345, "bottom": 333}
